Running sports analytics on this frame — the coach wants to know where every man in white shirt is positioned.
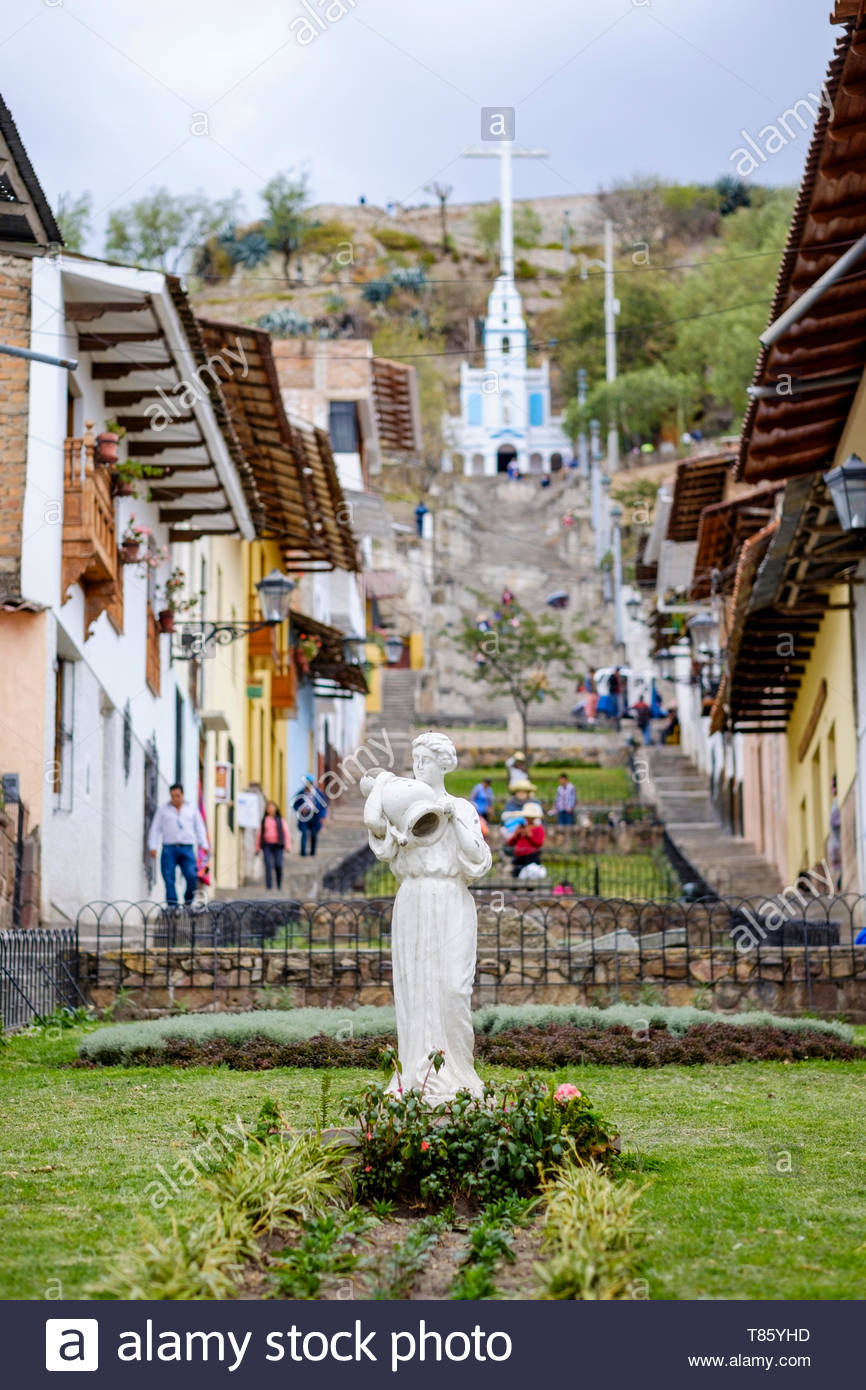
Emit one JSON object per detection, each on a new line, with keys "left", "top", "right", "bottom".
{"left": 147, "top": 783, "right": 210, "bottom": 906}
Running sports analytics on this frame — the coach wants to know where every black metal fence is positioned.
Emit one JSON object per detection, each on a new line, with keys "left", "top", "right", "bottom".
{"left": 74, "top": 894, "right": 866, "bottom": 1012}
{"left": 363, "top": 852, "right": 679, "bottom": 899}
{"left": 0, "top": 928, "right": 81, "bottom": 1031}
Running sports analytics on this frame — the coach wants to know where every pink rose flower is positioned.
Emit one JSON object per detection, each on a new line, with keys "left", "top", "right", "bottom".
{"left": 554, "top": 1082, "right": 582, "bottom": 1103}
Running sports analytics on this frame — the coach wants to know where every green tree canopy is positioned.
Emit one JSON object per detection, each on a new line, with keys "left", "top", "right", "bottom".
{"left": 566, "top": 363, "right": 700, "bottom": 443}
{"left": 105, "top": 188, "right": 238, "bottom": 272}
{"left": 453, "top": 597, "right": 578, "bottom": 756}
{"left": 262, "top": 170, "right": 310, "bottom": 284}
{"left": 55, "top": 192, "right": 92, "bottom": 252}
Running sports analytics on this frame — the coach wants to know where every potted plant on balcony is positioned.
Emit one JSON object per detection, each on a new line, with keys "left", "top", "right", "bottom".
{"left": 157, "top": 567, "right": 197, "bottom": 633}
{"left": 293, "top": 631, "right": 321, "bottom": 676}
{"left": 120, "top": 517, "right": 151, "bottom": 564}
{"left": 111, "top": 459, "right": 165, "bottom": 499}
{"left": 96, "top": 419, "right": 126, "bottom": 467}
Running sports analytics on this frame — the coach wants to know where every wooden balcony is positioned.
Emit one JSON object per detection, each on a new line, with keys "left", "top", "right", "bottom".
{"left": 271, "top": 659, "right": 297, "bottom": 716}
{"left": 62, "top": 424, "right": 123, "bottom": 635}
{"left": 248, "top": 621, "right": 276, "bottom": 661}
{"left": 146, "top": 607, "right": 161, "bottom": 695}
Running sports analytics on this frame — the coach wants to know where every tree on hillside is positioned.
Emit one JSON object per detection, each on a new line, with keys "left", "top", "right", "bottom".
{"left": 550, "top": 264, "right": 677, "bottom": 391}
{"left": 454, "top": 597, "right": 578, "bottom": 757}
{"left": 567, "top": 363, "right": 701, "bottom": 446}
{"left": 302, "top": 218, "right": 354, "bottom": 275}
{"left": 668, "top": 189, "right": 795, "bottom": 425}
{"left": 105, "top": 188, "right": 238, "bottom": 272}
{"left": 473, "top": 201, "right": 542, "bottom": 259}
{"left": 55, "top": 192, "right": 92, "bottom": 252}
{"left": 425, "top": 182, "right": 453, "bottom": 255}
{"left": 514, "top": 204, "right": 542, "bottom": 248}
{"left": 598, "top": 175, "right": 665, "bottom": 248}
{"left": 262, "top": 170, "right": 310, "bottom": 284}
{"left": 473, "top": 202, "right": 499, "bottom": 259}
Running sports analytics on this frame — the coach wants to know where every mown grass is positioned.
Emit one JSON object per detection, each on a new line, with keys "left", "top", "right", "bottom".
{"left": 1, "top": 1025, "right": 864, "bottom": 1300}
{"left": 445, "top": 764, "right": 632, "bottom": 809}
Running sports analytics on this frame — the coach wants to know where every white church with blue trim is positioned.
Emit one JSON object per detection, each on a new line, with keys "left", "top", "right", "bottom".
{"left": 441, "top": 141, "right": 572, "bottom": 476}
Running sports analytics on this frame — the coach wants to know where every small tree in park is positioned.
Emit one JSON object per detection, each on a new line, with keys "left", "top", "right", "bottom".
{"left": 454, "top": 597, "right": 578, "bottom": 758}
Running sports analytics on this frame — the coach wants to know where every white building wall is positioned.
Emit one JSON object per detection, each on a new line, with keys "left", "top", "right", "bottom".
{"left": 25, "top": 259, "right": 218, "bottom": 920}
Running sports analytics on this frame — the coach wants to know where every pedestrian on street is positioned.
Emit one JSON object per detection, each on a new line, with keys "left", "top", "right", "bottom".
{"left": 553, "top": 772, "right": 577, "bottom": 825}
{"left": 292, "top": 775, "right": 328, "bottom": 856}
{"left": 414, "top": 500, "right": 429, "bottom": 537}
{"left": 255, "top": 800, "right": 291, "bottom": 890}
{"left": 506, "top": 801, "right": 545, "bottom": 878}
{"left": 469, "top": 777, "right": 495, "bottom": 819}
{"left": 632, "top": 697, "right": 653, "bottom": 745}
{"left": 148, "top": 783, "right": 210, "bottom": 907}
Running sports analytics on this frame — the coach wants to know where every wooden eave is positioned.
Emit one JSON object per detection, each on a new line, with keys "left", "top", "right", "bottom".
{"left": 196, "top": 318, "right": 360, "bottom": 573}
{"left": 738, "top": 17, "right": 866, "bottom": 484}
{"left": 665, "top": 453, "right": 734, "bottom": 542}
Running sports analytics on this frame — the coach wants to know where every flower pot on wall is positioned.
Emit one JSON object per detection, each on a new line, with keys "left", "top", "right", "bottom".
{"left": 294, "top": 649, "right": 310, "bottom": 677}
{"left": 120, "top": 540, "right": 140, "bottom": 564}
{"left": 112, "top": 474, "right": 135, "bottom": 498}
{"left": 96, "top": 432, "right": 120, "bottom": 465}
{"left": 157, "top": 609, "right": 175, "bottom": 634}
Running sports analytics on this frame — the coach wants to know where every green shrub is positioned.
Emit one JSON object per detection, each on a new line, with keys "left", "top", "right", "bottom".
{"left": 270, "top": 1208, "right": 374, "bottom": 1298}
{"left": 347, "top": 1075, "right": 616, "bottom": 1207}
{"left": 77, "top": 1001, "right": 853, "bottom": 1064}
{"left": 534, "top": 1155, "right": 645, "bottom": 1300}
{"left": 203, "top": 1133, "right": 349, "bottom": 1236}
{"left": 374, "top": 226, "right": 424, "bottom": 252}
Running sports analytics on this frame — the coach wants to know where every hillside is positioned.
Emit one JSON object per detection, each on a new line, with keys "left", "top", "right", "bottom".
{"left": 189, "top": 179, "right": 796, "bottom": 468}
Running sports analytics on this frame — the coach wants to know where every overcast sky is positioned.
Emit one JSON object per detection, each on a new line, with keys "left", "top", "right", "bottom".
{"left": 3, "top": 0, "right": 833, "bottom": 250}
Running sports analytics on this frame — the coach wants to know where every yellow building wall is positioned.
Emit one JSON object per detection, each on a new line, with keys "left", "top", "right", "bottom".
{"left": 785, "top": 590, "right": 856, "bottom": 877}
{"left": 409, "top": 630, "right": 424, "bottom": 670}
{"left": 246, "top": 541, "right": 291, "bottom": 815}
{"left": 365, "top": 643, "right": 383, "bottom": 714}
{"left": 203, "top": 536, "right": 250, "bottom": 891}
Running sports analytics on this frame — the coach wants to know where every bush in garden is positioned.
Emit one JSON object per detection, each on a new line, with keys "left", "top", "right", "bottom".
{"left": 346, "top": 1069, "right": 616, "bottom": 1207}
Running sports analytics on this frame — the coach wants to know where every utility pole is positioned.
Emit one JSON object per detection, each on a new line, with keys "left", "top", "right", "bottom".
{"left": 603, "top": 219, "right": 620, "bottom": 473}
{"left": 579, "top": 222, "right": 620, "bottom": 473}
{"left": 562, "top": 210, "right": 572, "bottom": 273}
{"left": 576, "top": 367, "right": 588, "bottom": 475}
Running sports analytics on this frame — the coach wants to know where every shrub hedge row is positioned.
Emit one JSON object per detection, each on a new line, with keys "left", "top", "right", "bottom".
{"left": 73, "top": 1022, "right": 866, "bottom": 1070}
{"left": 76, "top": 1002, "right": 853, "bottom": 1062}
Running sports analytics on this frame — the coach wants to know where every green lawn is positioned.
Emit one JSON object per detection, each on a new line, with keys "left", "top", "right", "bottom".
{"left": 364, "top": 850, "right": 677, "bottom": 898}
{"left": 445, "top": 764, "right": 632, "bottom": 809}
{"left": 1, "top": 1025, "right": 864, "bottom": 1300}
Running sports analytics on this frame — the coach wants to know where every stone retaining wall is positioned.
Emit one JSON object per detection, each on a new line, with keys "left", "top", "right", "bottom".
{"left": 82, "top": 942, "right": 866, "bottom": 1020}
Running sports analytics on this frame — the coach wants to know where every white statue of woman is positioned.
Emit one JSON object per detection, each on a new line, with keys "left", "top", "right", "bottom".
{"left": 361, "top": 731, "right": 492, "bottom": 1103}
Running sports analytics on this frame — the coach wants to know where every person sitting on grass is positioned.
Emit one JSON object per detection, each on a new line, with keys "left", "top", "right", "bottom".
{"left": 506, "top": 801, "right": 545, "bottom": 879}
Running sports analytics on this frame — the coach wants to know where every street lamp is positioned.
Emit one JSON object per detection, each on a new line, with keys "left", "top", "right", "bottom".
{"left": 824, "top": 453, "right": 866, "bottom": 531}
{"left": 687, "top": 610, "right": 715, "bottom": 645}
{"left": 256, "top": 569, "right": 296, "bottom": 625}
{"left": 172, "top": 569, "right": 296, "bottom": 659}
{"left": 626, "top": 595, "right": 641, "bottom": 620}
{"left": 383, "top": 634, "right": 405, "bottom": 665}
{"left": 341, "top": 633, "right": 368, "bottom": 666}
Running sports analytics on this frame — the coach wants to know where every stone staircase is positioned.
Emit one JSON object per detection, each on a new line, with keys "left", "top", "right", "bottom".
{"left": 379, "top": 667, "right": 419, "bottom": 774}
{"left": 644, "top": 746, "right": 783, "bottom": 899}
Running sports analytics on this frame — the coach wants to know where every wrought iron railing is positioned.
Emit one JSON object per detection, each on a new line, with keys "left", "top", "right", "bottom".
{"left": 74, "top": 895, "right": 866, "bottom": 1012}
{"left": 0, "top": 927, "right": 81, "bottom": 1031}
